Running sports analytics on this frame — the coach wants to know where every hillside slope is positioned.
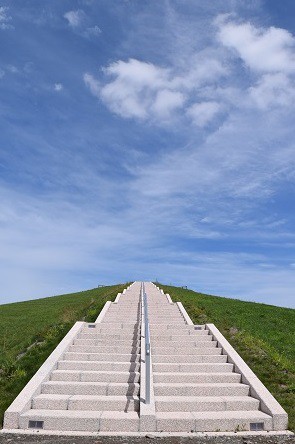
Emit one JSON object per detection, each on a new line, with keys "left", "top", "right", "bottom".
{"left": 0, "top": 283, "right": 294, "bottom": 432}
{"left": 0, "top": 283, "right": 127, "bottom": 426}
{"left": 158, "top": 284, "right": 295, "bottom": 432}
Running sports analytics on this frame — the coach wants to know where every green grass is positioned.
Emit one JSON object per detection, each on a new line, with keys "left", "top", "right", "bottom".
{"left": 0, "top": 283, "right": 127, "bottom": 427}
{"left": 158, "top": 284, "right": 295, "bottom": 432}
{"left": 1, "top": 282, "right": 294, "bottom": 432}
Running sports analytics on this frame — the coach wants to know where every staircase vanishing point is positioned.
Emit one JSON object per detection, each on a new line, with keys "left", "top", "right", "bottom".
{"left": 3, "top": 281, "right": 289, "bottom": 435}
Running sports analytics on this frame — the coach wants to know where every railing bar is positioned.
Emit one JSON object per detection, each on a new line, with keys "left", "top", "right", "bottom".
{"left": 141, "top": 281, "right": 151, "bottom": 404}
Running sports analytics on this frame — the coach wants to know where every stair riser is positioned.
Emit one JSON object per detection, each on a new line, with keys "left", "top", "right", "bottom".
{"left": 153, "top": 373, "right": 241, "bottom": 383}
{"left": 74, "top": 339, "right": 140, "bottom": 346}
{"left": 68, "top": 346, "right": 140, "bottom": 354}
{"left": 58, "top": 361, "right": 140, "bottom": 371}
{"left": 152, "top": 353, "right": 224, "bottom": 363}
{"left": 151, "top": 335, "right": 211, "bottom": 341}
{"left": 153, "top": 355, "right": 227, "bottom": 364}
{"left": 150, "top": 327, "right": 208, "bottom": 333}
{"left": 19, "top": 416, "right": 100, "bottom": 432}
{"left": 154, "top": 386, "right": 249, "bottom": 396}
{"left": 84, "top": 329, "right": 140, "bottom": 335}
{"left": 42, "top": 384, "right": 139, "bottom": 396}
{"left": 82, "top": 326, "right": 140, "bottom": 331}
{"left": 152, "top": 339, "right": 214, "bottom": 347}
{"left": 153, "top": 363, "right": 233, "bottom": 372}
{"left": 51, "top": 371, "right": 140, "bottom": 383}
{"left": 33, "top": 398, "right": 139, "bottom": 412}
{"left": 156, "top": 399, "right": 260, "bottom": 412}
{"left": 78, "top": 334, "right": 140, "bottom": 340}
{"left": 152, "top": 342, "right": 218, "bottom": 352}
{"left": 156, "top": 416, "right": 272, "bottom": 432}
{"left": 64, "top": 353, "right": 140, "bottom": 362}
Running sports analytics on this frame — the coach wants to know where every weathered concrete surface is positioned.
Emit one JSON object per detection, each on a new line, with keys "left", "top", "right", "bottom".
{"left": 0, "top": 432, "right": 294, "bottom": 444}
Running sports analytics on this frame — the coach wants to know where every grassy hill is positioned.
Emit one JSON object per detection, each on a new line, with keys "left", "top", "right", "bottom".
{"left": 0, "top": 283, "right": 127, "bottom": 426}
{"left": 158, "top": 284, "right": 295, "bottom": 432}
{"left": 0, "top": 283, "right": 294, "bottom": 432}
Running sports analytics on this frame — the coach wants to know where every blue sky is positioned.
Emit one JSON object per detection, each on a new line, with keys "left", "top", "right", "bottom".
{"left": 1, "top": 0, "right": 295, "bottom": 308}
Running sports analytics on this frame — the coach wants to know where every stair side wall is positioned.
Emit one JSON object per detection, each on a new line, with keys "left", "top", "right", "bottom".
{"left": 3, "top": 321, "right": 85, "bottom": 430}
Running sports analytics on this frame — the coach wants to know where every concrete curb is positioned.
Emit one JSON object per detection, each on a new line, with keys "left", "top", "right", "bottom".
{"left": 176, "top": 302, "right": 194, "bottom": 325}
{"left": 1, "top": 429, "right": 293, "bottom": 444}
{"left": 205, "top": 324, "right": 289, "bottom": 431}
{"left": 114, "top": 293, "right": 122, "bottom": 304}
{"left": 3, "top": 322, "right": 85, "bottom": 430}
{"left": 95, "top": 300, "right": 112, "bottom": 322}
{"left": 165, "top": 294, "right": 173, "bottom": 304}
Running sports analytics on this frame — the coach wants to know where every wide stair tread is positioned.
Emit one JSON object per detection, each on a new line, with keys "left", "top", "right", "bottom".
{"left": 33, "top": 394, "right": 139, "bottom": 412}
{"left": 20, "top": 409, "right": 139, "bottom": 432}
{"left": 155, "top": 410, "right": 273, "bottom": 432}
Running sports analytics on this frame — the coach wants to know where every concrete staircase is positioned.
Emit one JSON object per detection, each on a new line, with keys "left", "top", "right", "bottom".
{"left": 3, "top": 281, "right": 289, "bottom": 435}
{"left": 17, "top": 285, "right": 141, "bottom": 432}
{"left": 144, "top": 282, "right": 278, "bottom": 432}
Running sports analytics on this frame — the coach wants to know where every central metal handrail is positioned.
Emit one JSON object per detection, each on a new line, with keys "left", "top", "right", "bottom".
{"left": 141, "top": 282, "right": 151, "bottom": 404}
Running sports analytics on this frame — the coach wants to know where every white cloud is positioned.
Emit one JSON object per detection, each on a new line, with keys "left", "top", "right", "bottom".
{"left": 83, "top": 73, "right": 100, "bottom": 97}
{"left": 0, "top": 6, "right": 13, "bottom": 30}
{"left": 216, "top": 16, "right": 295, "bottom": 111}
{"left": 86, "top": 59, "right": 172, "bottom": 120}
{"left": 64, "top": 9, "right": 101, "bottom": 38}
{"left": 249, "top": 73, "right": 295, "bottom": 109}
{"left": 0, "top": 68, "right": 4, "bottom": 79}
{"left": 64, "top": 9, "right": 85, "bottom": 28}
{"left": 84, "top": 25, "right": 102, "bottom": 38}
{"left": 187, "top": 101, "right": 221, "bottom": 127}
{"left": 84, "top": 58, "right": 226, "bottom": 124}
{"left": 152, "top": 90, "right": 185, "bottom": 119}
{"left": 217, "top": 15, "right": 295, "bottom": 74}
{"left": 6, "top": 64, "right": 18, "bottom": 73}
{"left": 54, "top": 83, "right": 63, "bottom": 91}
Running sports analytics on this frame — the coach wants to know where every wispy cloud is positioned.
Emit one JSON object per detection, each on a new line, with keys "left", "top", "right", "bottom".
{"left": 54, "top": 82, "right": 63, "bottom": 91}
{"left": 84, "top": 25, "right": 101, "bottom": 37}
{"left": 0, "top": 6, "right": 13, "bottom": 30}
{"left": 64, "top": 9, "right": 85, "bottom": 28}
{"left": 64, "top": 9, "right": 101, "bottom": 38}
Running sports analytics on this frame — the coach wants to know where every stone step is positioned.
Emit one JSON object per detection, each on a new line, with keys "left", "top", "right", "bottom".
{"left": 58, "top": 360, "right": 140, "bottom": 372}
{"left": 151, "top": 334, "right": 211, "bottom": 340}
{"left": 63, "top": 352, "right": 140, "bottom": 362}
{"left": 82, "top": 322, "right": 139, "bottom": 329}
{"left": 156, "top": 395, "right": 260, "bottom": 412}
{"left": 42, "top": 381, "right": 139, "bottom": 396}
{"left": 154, "top": 382, "right": 249, "bottom": 397}
{"left": 74, "top": 338, "right": 140, "bottom": 347}
{"left": 149, "top": 316, "right": 182, "bottom": 319}
{"left": 102, "top": 312, "right": 140, "bottom": 316}
{"left": 152, "top": 337, "right": 214, "bottom": 346}
{"left": 149, "top": 319, "right": 183, "bottom": 323}
{"left": 50, "top": 370, "right": 140, "bottom": 383}
{"left": 150, "top": 326, "right": 209, "bottom": 333}
{"left": 153, "top": 372, "right": 241, "bottom": 384}
{"left": 68, "top": 345, "right": 140, "bottom": 354}
{"left": 155, "top": 410, "right": 272, "bottom": 432}
{"left": 152, "top": 342, "right": 218, "bottom": 353}
{"left": 33, "top": 394, "right": 139, "bottom": 412}
{"left": 82, "top": 325, "right": 140, "bottom": 332}
{"left": 153, "top": 349, "right": 227, "bottom": 364}
{"left": 153, "top": 362, "right": 233, "bottom": 372}
{"left": 19, "top": 409, "right": 140, "bottom": 432}
{"left": 78, "top": 333, "right": 140, "bottom": 340}
{"left": 152, "top": 352, "right": 224, "bottom": 363}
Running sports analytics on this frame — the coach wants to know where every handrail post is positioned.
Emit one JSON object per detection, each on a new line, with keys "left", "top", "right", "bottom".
{"left": 141, "top": 282, "right": 151, "bottom": 404}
